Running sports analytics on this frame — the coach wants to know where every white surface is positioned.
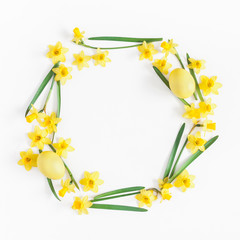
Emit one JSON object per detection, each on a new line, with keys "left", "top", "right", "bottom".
{"left": 1, "top": 0, "right": 240, "bottom": 239}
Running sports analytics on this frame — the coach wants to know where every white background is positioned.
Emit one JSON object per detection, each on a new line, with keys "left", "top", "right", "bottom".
{"left": 1, "top": 0, "right": 240, "bottom": 239}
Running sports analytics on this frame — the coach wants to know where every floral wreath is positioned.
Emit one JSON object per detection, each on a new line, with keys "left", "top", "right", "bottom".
{"left": 19, "top": 28, "right": 221, "bottom": 215}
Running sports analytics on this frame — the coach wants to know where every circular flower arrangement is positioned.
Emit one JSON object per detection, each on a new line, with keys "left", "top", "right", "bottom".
{"left": 19, "top": 28, "right": 221, "bottom": 215}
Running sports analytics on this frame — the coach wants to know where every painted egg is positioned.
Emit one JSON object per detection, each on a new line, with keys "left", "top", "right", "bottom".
{"left": 37, "top": 151, "right": 65, "bottom": 180}
{"left": 169, "top": 68, "right": 195, "bottom": 99}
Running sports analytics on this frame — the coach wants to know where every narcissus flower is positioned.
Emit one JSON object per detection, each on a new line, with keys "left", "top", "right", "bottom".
{"left": 203, "top": 119, "right": 216, "bottom": 132}
{"left": 72, "top": 51, "right": 91, "bottom": 70}
{"left": 18, "top": 149, "right": 38, "bottom": 171}
{"left": 80, "top": 171, "right": 104, "bottom": 193}
{"left": 52, "top": 137, "right": 74, "bottom": 158}
{"left": 158, "top": 177, "right": 173, "bottom": 189}
{"left": 92, "top": 48, "right": 111, "bottom": 67}
{"left": 153, "top": 57, "right": 172, "bottom": 74}
{"left": 161, "top": 189, "right": 172, "bottom": 201}
{"left": 138, "top": 41, "right": 158, "bottom": 61}
{"left": 72, "top": 196, "right": 93, "bottom": 215}
{"left": 161, "top": 39, "right": 178, "bottom": 56}
{"left": 174, "top": 170, "right": 195, "bottom": 192}
{"left": 26, "top": 105, "right": 41, "bottom": 123}
{"left": 37, "top": 112, "right": 61, "bottom": 134}
{"left": 46, "top": 41, "right": 69, "bottom": 64}
{"left": 199, "top": 98, "right": 216, "bottom": 118}
{"left": 199, "top": 76, "right": 222, "bottom": 96}
{"left": 135, "top": 189, "right": 157, "bottom": 207}
{"left": 187, "top": 58, "right": 206, "bottom": 74}
{"left": 182, "top": 103, "right": 201, "bottom": 124}
{"left": 52, "top": 64, "right": 72, "bottom": 85}
{"left": 72, "top": 27, "right": 85, "bottom": 44}
{"left": 186, "top": 131, "right": 207, "bottom": 154}
{"left": 59, "top": 179, "right": 75, "bottom": 197}
{"left": 28, "top": 126, "right": 51, "bottom": 150}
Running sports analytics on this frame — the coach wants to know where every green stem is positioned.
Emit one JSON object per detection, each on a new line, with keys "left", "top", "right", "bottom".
{"left": 88, "top": 36, "right": 163, "bottom": 43}
{"left": 91, "top": 191, "right": 140, "bottom": 203}
{"left": 80, "top": 42, "right": 142, "bottom": 50}
{"left": 175, "top": 52, "right": 185, "bottom": 69}
{"left": 47, "top": 178, "right": 61, "bottom": 201}
{"left": 186, "top": 53, "right": 204, "bottom": 102}
{"left": 48, "top": 144, "right": 79, "bottom": 190}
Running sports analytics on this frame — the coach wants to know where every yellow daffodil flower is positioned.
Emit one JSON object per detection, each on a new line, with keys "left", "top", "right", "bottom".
{"left": 46, "top": 41, "right": 69, "bottom": 64}
{"left": 37, "top": 112, "right": 61, "bottom": 134}
{"left": 161, "top": 39, "right": 178, "bottom": 56}
{"left": 187, "top": 58, "right": 206, "bottom": 74}
{"left": 158, "top": 177, "right": 173, "bottom": 189}
{"left": 72, "top": 196, "right": 93, "bottom": 215}
{"left": 182, "top": 103, "right": 201, "bottom": 124}
{"left": 18, "top": 148, "right": 38, "bottom": 171}
{"left": 92, "top": 48, "right": 111, "bottom": 67}
{"left": 203, "top": 119, "right": 216, "bottom": 132}
{"left": 135, "top": 189, "right": 157, "bottom": 208}
{"left": 174, "top": 170, "right": 195, "bottom": 192}
{"left": 72, "top": 51, "right": 91, "bottom": 70}
{"left": 59, "top": 179, "right": 75, "bottom": 197}
{"left": 186, "top": 131, "right": 207, "bottom": 154}
{"left": 161, "top": 189, "right": 172, "bottom": 201}
{"left": 153, "top": 57, "right": 172, "bottom": 74}
{"left": 199, "top": 75, "right": 222, "bottom": 96}
{"left": 80, "top": 171, "right": 104, "bottom": 193}
{"left": 26, "top": 105, "right": 42, "bottom": 123}
{"left": 52, "top": 64, "right": 72, "bottom": 85}
{"left": 52, "top": 137, "right": 74, "bottom": 158}
{"left": 199, "top": 98, "right": 216, "bottom": 118}
{"left": 28, "top": 126, "right": 51, "bottom": 150}
{"left": 72, "top": 27, "right": 85, "bottom": 44}
{"left": 138, "top": 41, "right": 158, "bottom": 61}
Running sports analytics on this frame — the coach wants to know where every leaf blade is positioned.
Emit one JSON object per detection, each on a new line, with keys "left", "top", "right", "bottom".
{"left": 47, "top": 178, "right": 60, "bottom": 201}
{"left": 94, "top": 186, "right": 145, "bottom": 199}
{"left": 163, "top": 123, "right": 185, "bottom": 179}
{"left": 25, "top": 62, "right": 59, "bottom": 116}
{"left": 153, "top": 67, "right": 190, "bottom": 106}
{"left": 90, "top": 204, "right": 147, "bottom": 212}
{"left": 91, "top": 191, "right": 140, "bottom": 203}
{"left": 169, "top": 135, "right": 219, "bottom": 182}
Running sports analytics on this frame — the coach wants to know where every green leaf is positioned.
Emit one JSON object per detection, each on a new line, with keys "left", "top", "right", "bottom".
{"left": 63, "top": 162, "right": 80, "bottom": 190}
{"left": 153, "top": 66, "right": 190, "bottom": 106}
{"left": 90, "top": 204, "right": 147, "bottom": 212}
{"left": 80, "top": 42, "right": 143, "bottom": 50}
{"left": 56, "top": 80, "right": 61, "bottom": 118}
{"left": 169, "top": 135, "right": 219, "bottom": 182}
{"left": 186, "top": 53, "right": 204, "bottom": 102}
{"left": 47, "top": 178, "right": 60, "bottom": 201}
{"left": 94, "top": 186, "right": 145, "bottom": 199}
{"left": 91, "top": 191, "right": 140, "bottom": 203}
{"left": 88, "top": 36, "right": 163, "bottom": 43}
{"left": 25, "top": 62, "right": 59, "bottom": 116}
{"left": 52, "top": 80, "right": 61, "bottom": 142}
{"left": 163, "top": 123, "right": 185, "bottom": 179}
{"left": 48, "top": 144, "right": 79, "bottom": 190}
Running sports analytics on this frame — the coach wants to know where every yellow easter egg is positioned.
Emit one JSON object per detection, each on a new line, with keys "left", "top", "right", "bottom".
{"left": 37, "top": 151, "right": 65, "bottom": 180}
{"left": 169, "top": 68, "right": 195, "bottom": 99}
